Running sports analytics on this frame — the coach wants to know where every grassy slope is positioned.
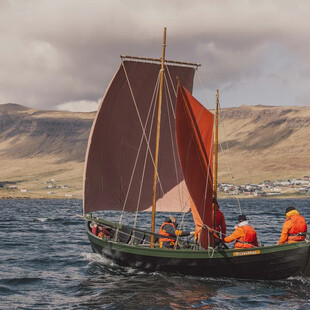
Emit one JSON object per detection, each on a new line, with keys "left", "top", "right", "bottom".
{"left": 0, "top": 104, "right": 309, "bottom": 199}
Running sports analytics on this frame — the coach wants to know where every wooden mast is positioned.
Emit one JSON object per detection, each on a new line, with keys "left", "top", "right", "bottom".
{"left": 214, "top": 89, "right": 219, "bottom": 200}
{"left": 151, "top": 27, "right": 167, "bottom": 247}
{"left": 211, "top": 89, "right": 219, "bottom": 246}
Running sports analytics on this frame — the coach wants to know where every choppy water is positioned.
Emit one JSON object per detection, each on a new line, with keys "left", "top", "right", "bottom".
{"left": 0, "top": 198, "right": 309, "bottom": 309}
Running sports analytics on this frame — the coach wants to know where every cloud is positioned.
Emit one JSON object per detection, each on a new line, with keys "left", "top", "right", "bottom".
{"left": 56, "top": 99, "right": 100, "bottom": 112}
{"left": 1, "top": 0, "right": 310, "bottom": 111}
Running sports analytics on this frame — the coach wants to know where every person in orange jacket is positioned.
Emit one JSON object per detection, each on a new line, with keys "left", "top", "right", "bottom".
{"left": 97, "top": 225, "right": 111, "bottom": 239}
{"left": 224, "top": 214, "right": 258, "bottom": 248}
{"left": 277, "top": 206, "right": 307, "bottom": 245}
{"left": 159, "top": 216, "right": 195, "bottom": 248}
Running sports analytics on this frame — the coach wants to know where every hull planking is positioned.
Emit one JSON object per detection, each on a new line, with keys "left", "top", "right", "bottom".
{"left": 85, "top": 221, "right": 310, "bottom": 280}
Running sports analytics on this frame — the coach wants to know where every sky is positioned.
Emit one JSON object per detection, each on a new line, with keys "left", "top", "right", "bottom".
{"left": 1, "top": 0, "right": 310, "bottom": 112}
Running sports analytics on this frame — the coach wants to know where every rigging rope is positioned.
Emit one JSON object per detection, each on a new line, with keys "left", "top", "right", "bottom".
{"left": 165, "top": 65, "right": 178, "bottom": 103}
{"left": 218, "top": 101, "right": 243, "bottom": 215}
{"left": 119, "top": 61, "right": 164, "bottom": 227}
{"left": 132, "top": 75, "right": 160, "bottom": 230}
{"left": 164, "top": 68, "right": 192, "bottom": 218}
{"left": 163, "top": 74, "right": 189, "bottom": 213}
{"left": 164, "top": 66, "right": 194, "bottom": 239}
{"left": 195, "top": 67, "right": 243, "bottom": 215}
{"left": 120, "top": 62, "right": 191, "bottom": 234}
{"left": 120, "top": 62, "right": 205, "bottom": 237}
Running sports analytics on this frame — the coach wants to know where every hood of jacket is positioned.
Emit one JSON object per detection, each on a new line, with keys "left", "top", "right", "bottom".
{"left": 286, "top": 209, "right": 300, "bottom": 218}
{"left": 234, "top": 220, "right": 249, "bottom": 229}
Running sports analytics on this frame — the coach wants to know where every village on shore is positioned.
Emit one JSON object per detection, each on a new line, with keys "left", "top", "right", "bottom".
{"left": 218, "top": 175, "right": 310, "bottom": 198}
{"left": 0, "top": 178, "right": 79, "bottom": 199}
{"left": 1, "top": 175, "right": 310, "bottom": 199}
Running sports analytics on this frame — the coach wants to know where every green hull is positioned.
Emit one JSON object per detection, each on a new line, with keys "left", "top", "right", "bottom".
{"left": 85, "top": 218, "right": 310, "bottom": 280}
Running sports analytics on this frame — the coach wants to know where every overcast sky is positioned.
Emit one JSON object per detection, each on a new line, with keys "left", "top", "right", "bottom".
{"left": 1, "top": 0, "right": 310, "bottom": 112}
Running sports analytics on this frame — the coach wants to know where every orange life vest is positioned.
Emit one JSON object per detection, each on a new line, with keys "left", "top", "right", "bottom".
{"left": 98, "top": 228, "right": 110, "bottom": 239}
{"left": 235, "top": 225, "right": 257, "bottom": 248}
{"left": 159, "top": 222, "right": 176, "bottom": 244}
{"left": 287, "top": 215, "right": 307, "bottom": 243}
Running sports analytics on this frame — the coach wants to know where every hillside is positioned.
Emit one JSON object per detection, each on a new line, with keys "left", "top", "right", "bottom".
{"left": 0, "top": 103, "right": 309, "bottom": 198}
{"left": 0, "top": 103, "right": 95, "bottom": 198}
{"left": 0, "top": 103, "right": 94, "bottom": 162}
{"left": 218, "top": 105, "right": 310, "bottom": 183}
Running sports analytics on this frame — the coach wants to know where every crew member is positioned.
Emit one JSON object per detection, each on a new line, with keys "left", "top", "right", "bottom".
{"left": 215, "top": 203, "right": 226, "bottom": 240}
{"left": 224, "top": 214, "right": 258, "bottom": 248}
{"left": 159, "top": 216, "right": 194, "bottom": 248}
{"left": 277, "top": 206, "right": 307, "bottom": 245}
{"left": 90, "top": 221, "right": 98, "bottom": 235}
{"left": 97, "top": 225, "right": 111, "bottom": 239}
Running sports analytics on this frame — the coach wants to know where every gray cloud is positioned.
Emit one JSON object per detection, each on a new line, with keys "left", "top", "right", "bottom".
{"left": 1, "top": 0, "right": 310, "bottom": 111}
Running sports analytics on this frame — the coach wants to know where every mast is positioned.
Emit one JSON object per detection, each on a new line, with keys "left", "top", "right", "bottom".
{"left": 214, "top": 89, "right": 219, "bottom": 200}
{"left": 211, "top": 89, "right": 219, "bottom": 246}
{"left": 151, "top": 27, "right": 167, "bottom": 247}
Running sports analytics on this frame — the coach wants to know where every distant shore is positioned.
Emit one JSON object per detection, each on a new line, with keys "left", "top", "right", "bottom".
{"left": 1, "top": 192, "right": 309, "bottom": 200}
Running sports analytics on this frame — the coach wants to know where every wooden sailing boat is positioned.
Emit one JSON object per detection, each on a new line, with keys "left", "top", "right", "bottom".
{"left": 83, "top": 28, "right": 310, "bottom": 280}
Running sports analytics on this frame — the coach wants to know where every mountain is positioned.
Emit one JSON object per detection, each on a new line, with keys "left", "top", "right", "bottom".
{"left": 218, "top": 105, "right": 310, "bottom": 183}
{"left": 0, "top": 103, "right": 95, "bottom": 198}
{"left": 0, "top": 103, "right": 309, "bottom": 198}
{"left": 0, "top": 103, "right": 94, "bottom": 162}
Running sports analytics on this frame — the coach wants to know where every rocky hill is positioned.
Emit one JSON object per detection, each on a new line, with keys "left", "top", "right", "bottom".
{"left": 0, "top": 103, "right": 309, "bottom": 198}
{"left": 0, "top": 103, "right": 94, "bottom": 162}
{"left": 217, "top": 105, "right": 310, "bottom": 183}
{"left": 0, "top": 103, "right": 95, "bottom": 198}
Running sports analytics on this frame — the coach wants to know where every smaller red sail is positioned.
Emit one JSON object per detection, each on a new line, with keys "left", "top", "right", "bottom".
{"left": 175, "top": 84, "right": 214, "bottom": 249}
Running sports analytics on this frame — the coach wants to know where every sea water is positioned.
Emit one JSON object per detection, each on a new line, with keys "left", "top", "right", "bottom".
{"left": 0, "top": 198, "right": 309, "bottom": 309}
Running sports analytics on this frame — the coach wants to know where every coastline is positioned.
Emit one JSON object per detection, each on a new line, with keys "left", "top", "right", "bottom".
{"left": 1, "top": 192, "right": 309, "bottom": 200}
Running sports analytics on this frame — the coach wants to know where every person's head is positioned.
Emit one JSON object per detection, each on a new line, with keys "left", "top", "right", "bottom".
{"left": 285, "top": 206, "right": 296, "bottom": 215}
{"left": 238, "top": 214, "right": 247, "bottom": 223}
{"left": 170, "top": 216, "right": 177, "bottom": 225}
{"left": 165, "top": 216, "right": 178, "bottom": 227}
{"left": 90, "top": 221, "right": 97, "bottom": 228}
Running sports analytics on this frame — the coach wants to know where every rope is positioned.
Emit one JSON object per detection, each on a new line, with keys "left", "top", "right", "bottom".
{"left": 165, "top": 64, "right": 178, "bottom": 102}
{"left": 120, "top": 61, "right": 192, "bottom": 238}
{"left": 163, "top": 74, "right": 188, "bottom": 213}
{"left": 195, "top": 69, "right": 243, "bottom": 216}
{"left": 132, "top": 74, "right": 161, "bottom": 230}
{"left": 217, "top": 101, "right": 243, "bottom": 215}
{"left": 99, "top": 225, "right": 194, "bottom": 248}
{"left": 164, "top": 66, "right": 196, "bottom": 238}
{"left": 205, "top": 225, "right": 216, "bottom": 257}
{"left": 118, "top": 62, "right": 152, "bottom": 226}
{"left": 119, "top": 62, "right": 168, "bottom": 227}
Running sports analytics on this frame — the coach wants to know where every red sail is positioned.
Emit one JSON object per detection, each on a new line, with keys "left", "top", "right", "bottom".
{"left": 84, "top": 60, "right": 195, "bottom": 214}
{"left": 175, "top": 84, "right": 214, "bottom": 249}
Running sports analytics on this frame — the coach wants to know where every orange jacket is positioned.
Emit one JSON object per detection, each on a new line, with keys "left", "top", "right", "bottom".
{"left": 98, "top": 228, "right": 110, "bottom": 239}
{"left": 159, "top": 222, "right": 190, "bottom": 247}
{"left": 224, "top": 224, "right": 258, "bottom": 248}
{"left": 159, "top": 222, "right": 177, "bottom": 244}
{"left": 278, "top": 210, "right": 307, "bottom": 245}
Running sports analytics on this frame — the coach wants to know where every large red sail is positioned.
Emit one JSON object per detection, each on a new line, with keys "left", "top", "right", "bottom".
{"left": 175, "top": 84, "right": 214, "bottom": 249}
{"left": 84, "top": 60, "right": 195, "bottom": 214}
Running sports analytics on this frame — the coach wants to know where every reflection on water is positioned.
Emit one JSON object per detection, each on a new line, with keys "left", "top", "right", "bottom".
{"left": 0, "top": 198, "right": 309, "bottom": 309}
{"left": 78, "top": 254, "right": 220, "bottom": 309}
{"left": 77, "top": 252, "right": 310, "bottom": 310}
